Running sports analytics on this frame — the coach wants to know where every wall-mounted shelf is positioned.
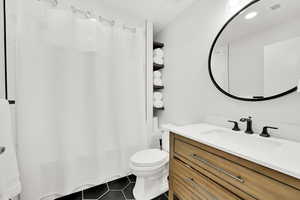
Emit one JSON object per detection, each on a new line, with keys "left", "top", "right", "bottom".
{"left": 153, "top": 63, "right": 164, "bottom": 71}
{"left": 153, "top": 41, "right": 164, "bottom": 49}
{"left": 8, "top": 100, "right": 15, "bottom": 105}
{"left": 153, "top": 41, "right": 165, "bottom": 115}
{"left": 153, "top": 107, "right": 164, "bottom": 111}
{"left": 154, "top": 85, "right": 164, "bottom": 90}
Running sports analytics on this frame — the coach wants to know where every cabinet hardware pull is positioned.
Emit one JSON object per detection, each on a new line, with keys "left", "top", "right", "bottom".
{"left": 0, "top": 147, "right": 5, "bottom": 155}
{"left": 190, "top": 153, "right": 245, "bottom": 183}
{"left": 183, "top": 177, "right": 219, "bottom": 200}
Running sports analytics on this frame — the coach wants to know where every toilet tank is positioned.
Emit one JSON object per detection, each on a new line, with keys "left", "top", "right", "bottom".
{"left": 161, "top": 131, "right": 170, "bottom": 152}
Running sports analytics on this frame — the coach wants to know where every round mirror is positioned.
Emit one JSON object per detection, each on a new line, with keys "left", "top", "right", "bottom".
{"left": 209, "top": 0, "right": 299, "bottom": 101}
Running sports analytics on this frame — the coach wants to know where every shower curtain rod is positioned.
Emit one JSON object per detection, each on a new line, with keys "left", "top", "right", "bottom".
{"left": 2, "top": 0, "right": 15, "bottom": 105}
{"left": 3, "top": 0, "right": 7, "bottom": 100}
{"left": 38, "top": 0, "right": 137, "bottom": 32}
{"left": 71, "top": 5, "right": 137, "bottom": 32}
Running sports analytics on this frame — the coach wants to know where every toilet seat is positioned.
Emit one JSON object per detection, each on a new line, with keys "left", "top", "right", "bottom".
{"left": 130, "top": 149, "right": 169, "bottom": 167}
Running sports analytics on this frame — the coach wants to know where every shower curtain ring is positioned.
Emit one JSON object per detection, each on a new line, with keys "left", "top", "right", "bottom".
{"left": 85, "top": 11, "right": 92, "bottom": 18}
{"left": 99, "top": 16, "right": 115, "bottom": 26}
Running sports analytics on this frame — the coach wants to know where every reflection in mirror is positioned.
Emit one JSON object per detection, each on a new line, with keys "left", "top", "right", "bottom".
{"left": 210, "top": 0, "right": 300, "bottom": 100}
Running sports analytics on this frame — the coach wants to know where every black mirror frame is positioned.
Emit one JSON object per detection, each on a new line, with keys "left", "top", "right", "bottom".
{"left": 208, "top": 0, "right": 298, "bottom": 102}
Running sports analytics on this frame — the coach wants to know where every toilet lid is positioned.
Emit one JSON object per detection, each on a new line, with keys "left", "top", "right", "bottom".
{"left": 130, "top": 149, "right": 169, "bottom": 167}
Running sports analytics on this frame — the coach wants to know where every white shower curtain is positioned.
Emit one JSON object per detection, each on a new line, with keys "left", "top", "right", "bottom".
{"left": 15, "top": 1, "right": 148, "bottom": 200}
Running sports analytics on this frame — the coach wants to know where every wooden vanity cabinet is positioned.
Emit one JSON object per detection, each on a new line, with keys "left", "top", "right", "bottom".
{"left": 169, "top": 133, "right": 300, "bottom": 200}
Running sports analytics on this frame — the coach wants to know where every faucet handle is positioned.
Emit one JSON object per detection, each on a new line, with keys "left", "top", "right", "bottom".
{"left": 228, "top": 120, "right": 240, "bottom": 131}
{"left": 260, "top": 126, "right": 278, "bottom": 138}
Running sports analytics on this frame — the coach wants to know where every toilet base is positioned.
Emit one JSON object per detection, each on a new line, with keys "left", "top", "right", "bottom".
{"left": 133, "top": 174, "right": 168, "bottom": 200}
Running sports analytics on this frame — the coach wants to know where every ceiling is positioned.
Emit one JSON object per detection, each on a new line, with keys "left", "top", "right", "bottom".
{"left": 96, "top": 0, "right": 198, "bottom": 33}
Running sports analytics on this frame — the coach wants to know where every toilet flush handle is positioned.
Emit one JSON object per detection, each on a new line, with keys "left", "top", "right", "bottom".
{"left": 0, "top": 146, "right": 5, "bottom": 155}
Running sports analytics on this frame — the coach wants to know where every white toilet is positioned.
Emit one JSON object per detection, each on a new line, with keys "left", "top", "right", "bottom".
{"left": 130, "top": 132, "right": 169, "bottom": 200}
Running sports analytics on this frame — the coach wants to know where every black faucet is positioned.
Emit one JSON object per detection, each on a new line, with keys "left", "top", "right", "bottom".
{"left": 260, "top": 126, "right": 278, "bottom": 138}
{"left": 228, "top": 120, "right": 240, "bottom": 131}
{"left": 240, "top": 116, "right": 254, "bottom": 134}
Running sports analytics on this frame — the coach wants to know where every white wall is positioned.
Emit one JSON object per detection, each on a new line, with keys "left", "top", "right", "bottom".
{"left": 155, "top": 0, "right": 300, "bottom": 141}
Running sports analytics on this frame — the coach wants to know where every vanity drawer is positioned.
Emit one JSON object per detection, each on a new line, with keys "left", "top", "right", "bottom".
{"left": 174, "top": 137, "right": 300, "bottom": 200}
{"left": 173, "top": 177, "right": 198, "bottom": 200}
{"left": 173, "top": 158, "right": 241, "bottom": 200}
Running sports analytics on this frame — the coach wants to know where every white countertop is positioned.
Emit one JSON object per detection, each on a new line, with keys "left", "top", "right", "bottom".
{"left": 162, "top": 123, "right": 300, "bottom": 180}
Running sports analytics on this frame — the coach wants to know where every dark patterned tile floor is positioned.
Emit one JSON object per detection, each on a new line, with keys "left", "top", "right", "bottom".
{"left": 108, "top": 177, "right": 130, "bottom": 190}
{"left": 55, "top": 174, "right": 169, "bottom": 200}
{"left": 123, "top": 183, "right": 135, "bottom": 199}
{"left": 56, "top": 191, "right": 82, "bottom": 200}
{"left": 83, "top": 183, "right": 108, "bottom": 199}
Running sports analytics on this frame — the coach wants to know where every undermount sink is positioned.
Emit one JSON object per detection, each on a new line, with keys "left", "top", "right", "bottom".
{"left": 201, "top": 129, "right": 283, "bottom": 151}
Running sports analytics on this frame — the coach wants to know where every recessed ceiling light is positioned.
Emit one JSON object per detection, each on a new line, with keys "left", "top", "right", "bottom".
{"left": 245, "top": 12, "right": 258, "bottom": 20}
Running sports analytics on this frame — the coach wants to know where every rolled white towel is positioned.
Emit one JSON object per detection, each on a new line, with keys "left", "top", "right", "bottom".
{"left": 153, "top": 53, "right": 163, "bottom": 60}
{"left": 153, "top": 100, "right": 164, "bottom": 108}
{"left": 154, "top": 48, "right": 164, "bottom": 57}
{"left": 153, "top": 71, "right": 162, "bottom": 78}
{"left": 153, "top": 78, "right": 163, "bottom": 86}
{"left": 153, "top": 56, "right": 164, "bottom": 65}
{"left": 153, "top": 92, "right": 163, "bottom": 100}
